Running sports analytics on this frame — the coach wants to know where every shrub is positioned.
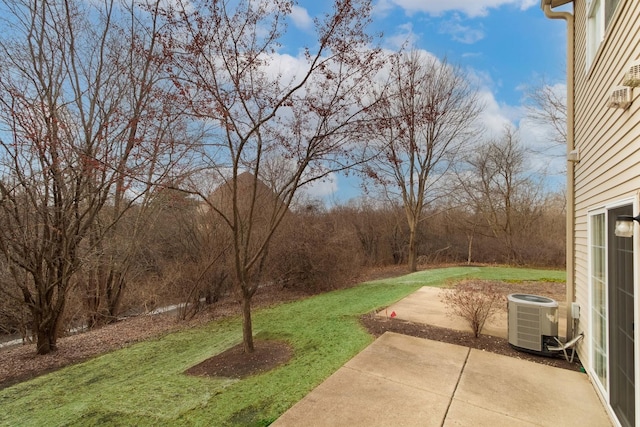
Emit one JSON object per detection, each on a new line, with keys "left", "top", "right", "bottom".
{"left": 441, "top": 280, "right": 504, "bottom": 338}
{"left": 266, "top": 209, "right": 363, "bottom": 292}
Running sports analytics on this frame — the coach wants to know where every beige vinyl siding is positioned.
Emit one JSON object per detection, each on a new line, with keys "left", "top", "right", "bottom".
{"left": 572, "top": 0, "right": 640, "bottom": 371}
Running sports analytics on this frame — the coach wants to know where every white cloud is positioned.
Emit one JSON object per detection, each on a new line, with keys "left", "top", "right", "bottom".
{"left": 519, "top": 117, "right": 566, "bottom": 178}
{"left": 383, "top": 22, "right": 420, "bottom": 50}
{"left": 373, "top": 0, "right": 396, "bottom": 16}
{"left": 386, "top": 0, "right": 537, "bottom": 17}
{"left": 519, "top": 0, "right": 539, "bottom": 10}
{"left": 264, "top": 52, "right": 308, "bottom": 84}
{"left": 466, "top": 68, "right": 506, "bottom": 126}
{"left": 210, "top": 43, "right": 564, "bottom": 198}
{"left": 300, "top": 173, "right": 339, "bottom": 199}
{"left": 290, "top": 5, "right": 313, "bottom": 31}
{"left": 517, "top": 80, "right": 567, "bottom": 177}
{"left": 462, "top": 68, "right": 566, "bottom": 181}
{"left": 439, "top": 15, "right": 485, "bottom": 44}
{"left": 475, "top": 90, "right": 513, "bottom": 140}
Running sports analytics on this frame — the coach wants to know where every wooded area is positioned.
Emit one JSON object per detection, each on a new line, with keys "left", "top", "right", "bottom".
{"left": 0, "top": 0, "right": 566, "bottom": 354}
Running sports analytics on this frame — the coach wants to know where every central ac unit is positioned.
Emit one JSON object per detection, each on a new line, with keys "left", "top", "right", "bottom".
{"left": 623, "top": 59, "right": 640, "bottom": 87}
{"left": 607, "top": 86, "right": 632, "bottom": 109}
{"left": 507, "top": 294, "right": 558, "bottom": 355}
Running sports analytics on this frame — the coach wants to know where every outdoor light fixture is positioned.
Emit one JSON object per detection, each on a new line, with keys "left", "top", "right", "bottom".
{"left": 615, "top": 215, "right": 640, "bottom": 238}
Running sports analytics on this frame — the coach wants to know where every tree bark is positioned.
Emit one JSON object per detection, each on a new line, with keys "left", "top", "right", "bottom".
{"left": 32, "top": 299, "right": 65, "bottom": 355}
{"left": 35, "top": 330, "right": 55, "bottom": 355}
{"left": 241, "top": 293, "right": 254, "bottom": 353}
{"left": 408, "top": 226, "right": 418, "bottom": 272}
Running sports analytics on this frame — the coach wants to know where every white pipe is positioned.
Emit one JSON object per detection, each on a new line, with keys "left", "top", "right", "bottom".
{"left": 541, "top": 1, "right": 575, "bottom": 340}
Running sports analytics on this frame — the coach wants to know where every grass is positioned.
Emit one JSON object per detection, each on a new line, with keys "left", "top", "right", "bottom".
{"left": 0, "top": 266, "right": 564, "bottom": 426}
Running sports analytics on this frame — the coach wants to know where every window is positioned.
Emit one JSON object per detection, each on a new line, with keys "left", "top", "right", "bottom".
{"left": 589, "top": 212, "right": 608, "bottom": 392}
{"left": 587, "top": 0, "right": 621, "bottom": 69}
{"left": 603, "top": 0, "right": 621, "bottom": 28}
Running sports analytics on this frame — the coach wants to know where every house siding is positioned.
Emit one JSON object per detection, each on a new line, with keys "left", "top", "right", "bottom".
{"left": 571, "top": 0, "right": 640, "bottom": 421}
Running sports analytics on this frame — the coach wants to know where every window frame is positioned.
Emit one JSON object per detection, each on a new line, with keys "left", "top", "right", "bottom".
{"left": 586, "top": 0, "right": 604, "bottom": 70}
{"left": 587, "top": 197, "right": 638, "bottom": 408}
{"left": 586, "top": 0, "right": 622, "bottom": 71}
{"left": 589, "top": 209, "right": 609, "bottom": 395}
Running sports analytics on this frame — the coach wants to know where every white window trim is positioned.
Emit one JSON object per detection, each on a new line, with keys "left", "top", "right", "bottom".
{"left": 586, "top": 0, "right": 605, "bottom": 71}
{"left": 588, "top": 208, "right": 609, "bottom": 397}
{"left": 586, "top": 0, "right": 622, "bottom": 73}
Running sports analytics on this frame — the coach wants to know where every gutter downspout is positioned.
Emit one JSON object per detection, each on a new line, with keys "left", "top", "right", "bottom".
{"left": 542, "top": 2, "right": 575, "bottom": 340}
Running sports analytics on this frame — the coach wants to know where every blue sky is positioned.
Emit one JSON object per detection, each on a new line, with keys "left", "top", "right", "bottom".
{"left": 282, "top": 0, "right": 570, "bottom": 203}
{"left": 368, "top": 1, "right": 568, "bottom": 104}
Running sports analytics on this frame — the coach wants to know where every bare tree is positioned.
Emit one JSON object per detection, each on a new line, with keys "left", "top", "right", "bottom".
{"left": 0, "top": 0, "right": 188, "bottom": 353}
{"left": 158, "top": 0, "right": 383, "bottom": 352}
{"left": 336, "top": 200, "right": 408, "bottom": 265}
{"left": 524, "top": 78, "right": 567, "bottom": 147}
{"left": 363, "top": 51, "right": 483, "bottom": 272}
{"left": 78, "top": 1, "right": 195, "bottom": 328}
{"left": 456, "top": 126, "right": 545, "bottom": 264}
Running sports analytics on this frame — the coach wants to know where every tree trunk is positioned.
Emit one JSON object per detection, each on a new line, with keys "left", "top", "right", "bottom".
{"left": 84, "top": 264, "right": 106, "bottom": 328}
{"left": 33, "top": 304, "right": 63, "bottom": 355}
{"left": 408, "top": 226, "right": 418, "bottom": 272}
{"left": 241, "top": 294, "right": 255, "bottom": 353}
{"left": 36, "top": 329, "right": 56, "bottom": 355}
{"left": 105, "top": 273, "right": 126, "bottom": 324}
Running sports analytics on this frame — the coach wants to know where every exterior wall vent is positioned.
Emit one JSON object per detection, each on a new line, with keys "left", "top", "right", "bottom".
{"left": 568, "top": 149, "right": 580, "bottom": 163}
{"left": 623, "top": 60, "right": 640, "bottom": 87}
{"left": 607, "top": 86, "right": 632, "bottom": 109}
{"left": 507, "top": 294, "right": 558, "bottom": 354}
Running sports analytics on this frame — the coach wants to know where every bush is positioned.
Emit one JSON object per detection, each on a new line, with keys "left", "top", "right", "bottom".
{"left": 266, "top": 209, "right": 363, "bottom": 292}
{"left": 441, "top": 280, "right": 504, "bottom": 338}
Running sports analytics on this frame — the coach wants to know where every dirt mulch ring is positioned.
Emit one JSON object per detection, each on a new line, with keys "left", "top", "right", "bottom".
{"left": 186, "top": 340, "right": 293, "bottom": 379}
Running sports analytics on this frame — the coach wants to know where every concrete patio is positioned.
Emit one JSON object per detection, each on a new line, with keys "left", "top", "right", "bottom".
{"left": 273, "top": 287, "right": 611, "bottom": 426}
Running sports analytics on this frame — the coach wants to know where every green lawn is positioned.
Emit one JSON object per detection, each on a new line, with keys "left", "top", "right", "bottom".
{"left": 0, "top": 266, "right": 564, "bottom": 426}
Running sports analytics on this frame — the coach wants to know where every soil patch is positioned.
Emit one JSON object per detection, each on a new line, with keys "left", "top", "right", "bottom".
{"left": 360, "top": 314, "right": 582, "bottom": 372}
{"left": 185, "top": 340, "right": 293, "bottom": 379}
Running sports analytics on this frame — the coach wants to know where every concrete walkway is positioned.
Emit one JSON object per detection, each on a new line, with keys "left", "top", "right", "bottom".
{"left": 273, "top": 287, "right": 612, "bottom": 426}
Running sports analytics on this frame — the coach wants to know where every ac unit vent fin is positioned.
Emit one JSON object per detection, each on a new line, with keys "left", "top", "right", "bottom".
{"left": 607, "top": 86, "right": 632, "bottom": 109}
{"left": 623, "top": 60, "right": 640, "bottom": 87}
